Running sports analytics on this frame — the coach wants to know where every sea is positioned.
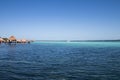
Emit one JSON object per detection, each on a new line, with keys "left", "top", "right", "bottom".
{"left": 0, "top": 41, "right": 120, "bottom": 80}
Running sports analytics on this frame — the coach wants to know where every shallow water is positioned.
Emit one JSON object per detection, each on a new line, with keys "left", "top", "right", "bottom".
{"left": 0, "top": 42, "right": 120, "bottom": 80}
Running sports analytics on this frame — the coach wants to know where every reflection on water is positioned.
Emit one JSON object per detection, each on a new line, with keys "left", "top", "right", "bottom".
{"left": 7, "top": 43, "right": 16, "bottom": 48}
{"left": 0, "top": 42, "right": 120, "bottom": 80}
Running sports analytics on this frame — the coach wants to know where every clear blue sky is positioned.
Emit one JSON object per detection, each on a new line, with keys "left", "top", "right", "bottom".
{"left": 0, "top": 0, "right": 120, "bottom": 40}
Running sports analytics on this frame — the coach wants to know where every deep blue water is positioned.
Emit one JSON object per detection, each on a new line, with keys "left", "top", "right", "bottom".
{"left": 0, "top": 42, "right": 120, "bottom": 80}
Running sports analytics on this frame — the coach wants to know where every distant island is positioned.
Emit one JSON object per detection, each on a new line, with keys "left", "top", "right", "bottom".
{"left": 36, "top": 40, "right": 120, "bottom": 42}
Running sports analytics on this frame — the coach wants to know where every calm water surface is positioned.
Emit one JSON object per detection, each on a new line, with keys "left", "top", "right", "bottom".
{"left": 0, "top": 42, "right": 120, "bottom": 80}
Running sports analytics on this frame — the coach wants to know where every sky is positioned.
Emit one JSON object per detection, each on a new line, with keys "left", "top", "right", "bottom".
{"left": 0, "top": 0, "right": 120, "bottom": 40}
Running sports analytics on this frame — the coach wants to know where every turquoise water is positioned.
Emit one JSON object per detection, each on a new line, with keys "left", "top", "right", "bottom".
{"left": 0, "top": 42, "right": 120, "bottom": 80}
